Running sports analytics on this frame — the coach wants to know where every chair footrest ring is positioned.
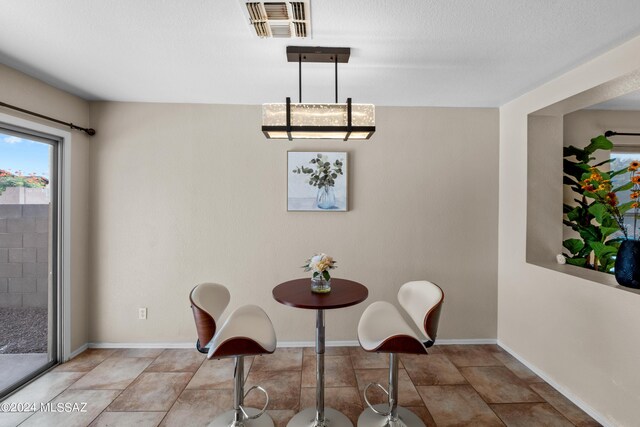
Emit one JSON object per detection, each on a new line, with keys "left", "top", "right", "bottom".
{"left": 363, "top": 382, "right": 391, "bottom": 416}
{"left": 240, "top": 385, "right": 269, "bottom": 420}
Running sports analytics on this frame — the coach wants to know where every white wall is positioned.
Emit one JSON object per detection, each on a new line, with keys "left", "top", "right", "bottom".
{"left": 88, "top": 102, "right": 499, "bottom": 344}
{"left": 499, "top": 36, "right": 640, "bottom": 426}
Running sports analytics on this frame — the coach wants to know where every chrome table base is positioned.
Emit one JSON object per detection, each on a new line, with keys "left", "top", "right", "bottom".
{"left": 287, "top": 309, "right": 353, "bottom": 427}
{"left": 208, "top": 408, "right": 274, "bottom": 427}
{"left": 357, "top": 406, "right": 425, "bottom": 427}
{"left": 287, "top": 407, "right": 353, "bottom": 427}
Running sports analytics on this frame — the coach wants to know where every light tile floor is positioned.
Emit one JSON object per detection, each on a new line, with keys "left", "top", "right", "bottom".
{"left": 0, "top": 354, "right": 49, "bottom": 393}
{"left": 0, "top": 345, "right": 601, "bottom": 427}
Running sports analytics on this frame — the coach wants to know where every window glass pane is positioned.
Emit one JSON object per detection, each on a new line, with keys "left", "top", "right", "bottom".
{"left": 610, "top": 150, "right": 640, "bottom": 238}
{"left": 0, "top": 130, "right": 56, "bottom": 396}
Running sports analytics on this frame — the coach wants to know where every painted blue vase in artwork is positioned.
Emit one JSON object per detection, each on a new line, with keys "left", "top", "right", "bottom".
{"left": 316, "top": 186, "right": 336, "bottom": 209}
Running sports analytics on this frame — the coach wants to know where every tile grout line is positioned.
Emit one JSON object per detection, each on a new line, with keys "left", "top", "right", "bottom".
{"left": 16, "top": 350, "right": 126, "bottom": 427}
{"left": 487, "top": 401, "right": 580, "bottom": 426}
{"left": 344, "top": 348, "right": 364, "bottom": 409}
{"left": 82, "top": 348, "right": 168, "bottom": 426}
{"left": 433, "top": 348, "right": 505, "bottom": 426}
{"left": 97, "top": 349, "right": 202, "bottom": 426}
{"left": 15, "top": 371, "right": 89, "bottom": 426}
{"left": 453, "top": 349, "right": 567, "bottom": 427}
{"left": 155, "top": 369, "right": 196, "bottom": 425}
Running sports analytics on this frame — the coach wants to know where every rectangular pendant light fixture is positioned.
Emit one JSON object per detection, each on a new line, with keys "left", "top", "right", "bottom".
{"left": 262, "top": 98, "right": 375, "bottom": 140}
{"left": 262, "top": 47, "right": 376, "bottom": 141}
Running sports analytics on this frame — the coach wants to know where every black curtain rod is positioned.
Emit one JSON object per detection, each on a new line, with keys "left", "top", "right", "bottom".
{"left": 605, "top": 130, "right": 640, "bottom": 138}
{"left": 0, "top": 101, "right": 95, "bottom": 136}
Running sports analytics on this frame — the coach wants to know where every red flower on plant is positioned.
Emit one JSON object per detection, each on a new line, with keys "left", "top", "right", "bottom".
{"left": 580, "top": 182, "right": 595, "bottom": 191}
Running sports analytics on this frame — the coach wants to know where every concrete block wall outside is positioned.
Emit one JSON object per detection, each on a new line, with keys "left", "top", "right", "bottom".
{"left": 0, "top": 204, "right": 49, "bottom": 308}
{"left": 0, "top": 205, "right": 23, "bottom": 219}
{"left": 0, "top": 188, "right": 50, "bottom": 205}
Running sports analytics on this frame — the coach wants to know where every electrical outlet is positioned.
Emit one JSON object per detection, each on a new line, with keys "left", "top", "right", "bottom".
{"left": 138, "top": 307, "right": 147, "bottom": 320}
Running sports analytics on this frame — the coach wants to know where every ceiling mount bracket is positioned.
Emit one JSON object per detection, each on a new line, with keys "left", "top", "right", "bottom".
{"left": 286, "top": 46, "right": 350, "bottom": 63}
{"left": 294, "top": 47, "right": 343, "bottom": 103}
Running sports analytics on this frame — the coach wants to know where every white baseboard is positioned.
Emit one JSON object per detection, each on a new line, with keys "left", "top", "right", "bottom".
{"left": 87, "top": 341, "right": 356, "bottom": 349}
{"left": 272, "top": 339, "right": 497, "bottom": 347}
{"left": 68, "top": 343, "right": 89, "bottom": 360}
{"left": 436, "top": 338, "right": 497, "bottom": 345}
{"left": 89, "top": 342, "right": 194, "bottom": 349}
{"left": 86, "top": 338, "right": 497, "bottom": 350}
{"left": 277, "top": 340, "right": 359, "bottom": 348}
{"left": 497, "top": 340, "right": 612, "bottom": 427}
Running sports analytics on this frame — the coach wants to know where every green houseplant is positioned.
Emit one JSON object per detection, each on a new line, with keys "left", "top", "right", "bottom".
{"left": 562, "top": 135, "right": 631, "bottom": 272}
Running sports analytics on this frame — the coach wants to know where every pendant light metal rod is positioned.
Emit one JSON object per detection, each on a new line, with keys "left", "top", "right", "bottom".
{"left": 299, "top": 54, "right": 302, "bottom": 103}
{"left": 344, "top": 97, "right": 352, "bottom": 141}
{"left": 0, "top": 101, "right": 96, "bottom": 136}
{"left": 286, "top": 97, "right": 292, "bottom": 141}
{"left": 335, "top": 56, "right": 338, "bottom": 103}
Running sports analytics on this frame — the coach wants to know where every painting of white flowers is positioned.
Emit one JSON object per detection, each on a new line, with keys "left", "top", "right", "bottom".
{"left": 288, "top": 152, "right": 348, "bottom": 212}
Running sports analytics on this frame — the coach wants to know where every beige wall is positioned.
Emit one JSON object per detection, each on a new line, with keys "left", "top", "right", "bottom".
{"left": 499, "top": 36, "right": 640, "bottom": 426}
{"left": 526, "top": 114, "right": 563, "bottom": 265}
{"left": 87, "top": 102, "right": 499, "bottom": 344}
{"left": 0, "top": 64, "right": 91, "bottom": 353}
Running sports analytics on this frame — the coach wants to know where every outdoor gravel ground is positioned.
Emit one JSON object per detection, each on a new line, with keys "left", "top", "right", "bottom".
{"left": 0, "top": 307, "right": 48, "bottom": 353}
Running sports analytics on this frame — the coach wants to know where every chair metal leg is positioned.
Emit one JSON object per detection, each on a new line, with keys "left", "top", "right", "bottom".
{"left": 208, "top": 356, "right": 274, "bottom": 427}
{"left": 358, "top": 354, "right": 425, "bottom": 427}
{"left": 388, "top": 353, "right": 399, "bottom": 421}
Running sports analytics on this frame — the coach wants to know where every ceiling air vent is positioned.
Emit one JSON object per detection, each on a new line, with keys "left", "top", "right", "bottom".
{"left": 239, "top": 0, "right": 311, "bottom": 38}
{"left": 253, "top": 22, "right": 269, "bottom": 37}
{"left": 270, "top": 24, "right": 291, "bottom": 38}
{"left": 246, "top": 2, "right": 266, "bottom": 21}
{"left": 294, "top": 21, "right": 306, "bottom": 37}
{"left": 290, "top": 2, "right": 305, "bottom": 20}
{"left": 264, "top": 3, "right": 289, "bottom": 20}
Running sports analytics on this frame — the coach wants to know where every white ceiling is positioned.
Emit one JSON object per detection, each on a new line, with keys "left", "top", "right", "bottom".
{"left": 2, "top": 0, "right": 640, "bottom": 107}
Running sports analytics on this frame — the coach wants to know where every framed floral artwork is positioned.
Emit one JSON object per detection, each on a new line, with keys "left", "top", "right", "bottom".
{"left": 287, "top": 152, "right": 348, "bottom": 211}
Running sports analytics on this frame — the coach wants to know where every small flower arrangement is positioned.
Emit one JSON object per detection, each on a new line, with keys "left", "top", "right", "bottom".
{"left": 303, "top": 253, "right": 337, "bottom": 281}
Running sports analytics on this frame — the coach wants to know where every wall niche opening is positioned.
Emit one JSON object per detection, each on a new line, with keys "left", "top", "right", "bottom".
{"left": 526, "top": 69, "right": 640, "bottom": 294}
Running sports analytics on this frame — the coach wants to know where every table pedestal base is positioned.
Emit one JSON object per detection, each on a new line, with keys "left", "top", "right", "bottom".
{"left": 357, "top": 406, "right": 425, "bottom": 427}
{"left": 208, "top": 408, "right": 274, "bottom": 427}
{"left": 287, "top": 407, "right": 353, "bottom": 427}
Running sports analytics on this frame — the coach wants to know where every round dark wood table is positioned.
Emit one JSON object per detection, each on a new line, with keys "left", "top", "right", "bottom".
{"left": 273, "top": 278, "right": 368, "bottom": 427}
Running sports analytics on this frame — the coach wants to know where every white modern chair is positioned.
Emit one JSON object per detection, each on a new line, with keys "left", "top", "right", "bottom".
{"left": 190, "top": 283, "right": 277, "bottom": 427}
{"left": 357, "top": 280, "right": 444, "bottom": 427}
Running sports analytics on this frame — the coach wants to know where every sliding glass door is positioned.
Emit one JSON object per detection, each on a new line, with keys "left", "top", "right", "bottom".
{"left": 0, "top": 125, "right": 59, "bottom": 397}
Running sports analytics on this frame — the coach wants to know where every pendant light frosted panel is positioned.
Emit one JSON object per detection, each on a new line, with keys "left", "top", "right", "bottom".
{"left": 262, "top": 103, "right": 375, "bottom": 127}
